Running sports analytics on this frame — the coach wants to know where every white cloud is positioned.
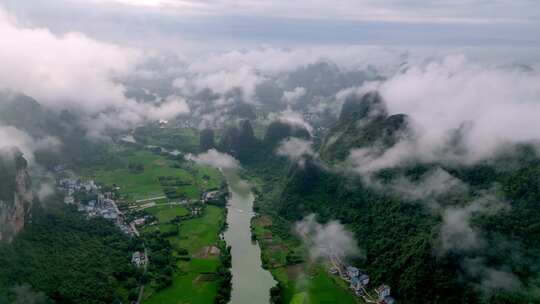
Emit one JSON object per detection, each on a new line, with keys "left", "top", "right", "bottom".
{"left": 439, "top": 194, "right": 508, "bottom": 253}
{"left": 37, "top": 182, "right": 55, "bottom": 201}
{"left": 347, "top": 55, "right": 540, "bottom": 171}
{"left": 464, "top": 257, "right": 523, "bottom": 294}
{"left": 185, "top": 148, "right": 239, "bottom": 170}
{"left": 282, "top": 87, "right": 306, "bottom": 104}
{"left": 276, "top": 137, "right": 314, "bottom": 163}
{"left": 145, "top": 95, "right": 190, "bottom": 120}
{"left": 0, "top": 125, "right": 60, "bottom": 163}
{"left": 295, "top": 214, "right": 362, "bottom": 261}
{"left": 387, "top": 168, "right": 468, "bottom": 202}
{"left": 186, "top": 47, "right": 404, "bottom": 76}
{"left": 187, "top": 65, "right": 262, "bottom": 102}
{"left": 0, "top": 7, "right": 140, "bottom": 113}
{"left": 269, "top": 107, "right": 313, "bottom": 135}
{"left": 0, "top": 7, "right": 191, "bottom": 135}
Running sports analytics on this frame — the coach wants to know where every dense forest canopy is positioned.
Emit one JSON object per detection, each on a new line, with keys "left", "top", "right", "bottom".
{"left": 1, "top": 2, "right": 540, "bottom": 302}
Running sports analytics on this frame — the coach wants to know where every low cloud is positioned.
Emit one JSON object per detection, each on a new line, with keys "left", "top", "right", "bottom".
{"left": 377, "top": 168, "right": 468, "bottom": 211}
{"left": 295, "top": 214, "right": 362, "bottom": 262}
{"left": 145, "top": 95, "right": 190, "bottom": 120}
{"left": 464, "top": 257, "right": 522, "bottom": 294}
{"left": 347, "top": 140, "right": 412, "bottom": 175}
{"left": 282, "top": 87, "right": 306, "bottom": 104}
{"left": 371, "top": 55, "right": 540, "bottom": 167}
{"left": 435, "top": 193, "right": 521, "bottom": 294}
{"left": 0, "top": 7, "right": 140, "bottom": 113}
{"left": 276, "top": 137, "right": 314, "bottom": 166}
{"left": 439, "top": 194, "right": 508, "bottom": 253}
{"left": 0, "top": 125, "right": 61, "bottom": 163}
{"left": 36, "top": 183, "right": 55, "bottom": 201}
{"left": 269, "top": 108, "right": 313, "bottom": 135}
{"left": 0, "top": 7, "right": 190, "bottom": 136}
{"left": 184, "top": 65, "right": 262, "bottom": 102}
{"left": 185, "top": 149, "right": 239, "bottom": 170}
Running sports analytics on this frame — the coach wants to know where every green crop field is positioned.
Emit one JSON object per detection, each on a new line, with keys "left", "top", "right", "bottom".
{"left": 172, "top": 206, "right": 224, "bottom": 252}
{"left": 307, "top": 268, "right": 359, "bottom": 304}
{"left": 269, "top": 264, "right": 359, "bottom": 304}
{"left": 91, "top": 150, "right": 191, "bottom": 198}
{"left": 89, "top": 150, "right": 222, "bottom": 201}
{"left": 85, "top": 146, "right": 227, "bottom": 304}
{"left": 146, "top": 205, "right": 189, "bottom": 223}
{"left": 143, "top": 205, "right": 226, "bottom": 304}
{"left": 136, "top": 126, "right": 200, "bottom": 153}
{"left": 291, "top": 292, "right": 308, "bottom": 304}
{"left": 143, "top": 258, "right": 220, "bottom": 304}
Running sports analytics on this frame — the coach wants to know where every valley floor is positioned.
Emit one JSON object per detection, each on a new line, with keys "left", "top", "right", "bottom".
{"left": 85, "top": 146, "right": 230, "bottom": 304}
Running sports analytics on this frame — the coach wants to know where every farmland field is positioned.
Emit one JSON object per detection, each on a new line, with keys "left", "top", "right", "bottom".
{"left": 85, "top": 146, "right": 227, "bottom": 304}
{"left": 146, "top": 205, "right": 189, "bottom": 222}
{"left": 144, "top": 258, "right": 220, "bottom": 304}
{"left": 89, "top": 149, "right": 222, "bottom": 201}
{"left": 142, "top": 205, "right": 226, "bottom": 304}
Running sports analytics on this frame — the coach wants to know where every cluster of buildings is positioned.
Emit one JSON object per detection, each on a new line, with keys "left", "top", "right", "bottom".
{"left": 329, "top": 262, "right": 395, "bottom": 304}
{"left": 57, "top": 177, "right": 134, "bottom": 236}
{"left": 58, "top": 178, "right": 99, "bottom": 205}
{"left": 77, "top": 193, "right": 118, "bottom": 220}
{"left": 346, "top": 266, "right": 370, "bottom": 295}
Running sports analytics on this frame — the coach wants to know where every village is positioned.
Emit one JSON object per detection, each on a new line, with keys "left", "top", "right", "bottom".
{"left": 329, "top": 255, "right": 395, "bottom": 304}
{"left": 56, "top": 175, "right": 149, "bottom": 270}
{"left": 56, "top": 169, "right": 226, "bottom": 265}
{"left": 57, "top": 177, "right": 135, "bottom": 234}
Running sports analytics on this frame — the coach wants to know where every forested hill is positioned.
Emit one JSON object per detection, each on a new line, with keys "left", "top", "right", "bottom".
{"left": 0, "top": 150, "right": 33, "bottom": 243}
{"left": 319, "top": 91, "right": 408, "bottom": 162}
{"left": 274, "top": 92, "right": 540, "bottom": 304}
{"left": 0, "top": 204, "right": 141, "bottom": 303}
{"left": 0, "top": 92, "right": 121, "bottom": 169}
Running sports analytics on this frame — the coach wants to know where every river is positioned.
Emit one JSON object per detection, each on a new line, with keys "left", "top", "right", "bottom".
{"left": 222, "top": 170, "right": 276, "bottom": 304}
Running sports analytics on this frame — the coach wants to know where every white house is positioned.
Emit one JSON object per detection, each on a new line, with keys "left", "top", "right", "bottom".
{"left": 376, "top": 284, "right": 391, "bottom": 300}
{"left": 346, "top": 266, "right": 360, "bottom": 279}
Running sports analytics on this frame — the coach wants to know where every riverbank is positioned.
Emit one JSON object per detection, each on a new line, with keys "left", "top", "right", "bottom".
{"left": 222, "top": 169, "right": 277, "bottom": 304}
{"left": 251, "top": 213, "right": 361, "bottom": 304}
{"left": 244, "top": 169, "right": 361, "bottom": 304}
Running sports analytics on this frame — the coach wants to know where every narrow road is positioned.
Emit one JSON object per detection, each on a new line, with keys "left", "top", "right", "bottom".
{"left": 135, "top": 195, "right": 167, "bottom": 203}
{"left": 133, "top": 201, "right": 187, "bottom": 211}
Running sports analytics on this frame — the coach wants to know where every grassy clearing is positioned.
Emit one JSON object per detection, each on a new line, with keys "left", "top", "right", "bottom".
{"left": 171, "top": 206, "right": 224, "bottom": 252}
{"left": 91, "top": 150, "right": 191, "bottom": 198}
{"left": 291, "top": 292, "right": 308, "bottom": 304}
{"left": 308, "top": 267, "right": 358, "bottom": 304}
{"left": 144, "top": 258, "right": 220, "bottom": 304}
{"left": 143, "top": 206, "right": 225, "bottom": 304}
{"left": 89, "top": 150, "right": 222, "bottom": 202}
{"left": 146, "top": 205, "right": 189, "bottom": 223}
{"left": 137, "top": 126, "right": 200, "bottom": 154}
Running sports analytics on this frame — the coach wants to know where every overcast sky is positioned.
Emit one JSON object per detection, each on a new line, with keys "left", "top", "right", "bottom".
{"left": 2, "top": 0, "right": 540, "bottom": 51}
